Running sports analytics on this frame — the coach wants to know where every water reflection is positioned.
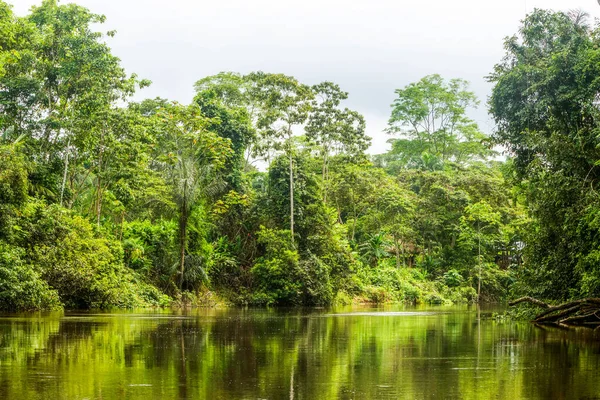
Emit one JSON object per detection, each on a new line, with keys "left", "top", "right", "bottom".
{"left": 0, "top": 306, "right": 599, "bottom": 399}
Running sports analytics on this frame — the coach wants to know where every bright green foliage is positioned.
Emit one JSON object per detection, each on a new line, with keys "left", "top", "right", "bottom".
{"left": 246, "top": 72, "right": 314, "bottom": 241}
{"left": 251, "top": 227, "right": 301, "bottom": 305}
{"left": 151, "top": 102, "right": 232, "bottom": 291}
{"left": 15, "top": 202, "right": 149, "bottom": 309}
{"left": 443, "top": 269, "right": 463, "bottom": 287}
{"left": 333, "top": 160, "right": 524, "bottom": 301}
{"left": 359, "top": 233, "right": 391, "bottom": 267}
{"left": 305, "top": 82, "right": 370, "bottom": 201}
{"left": 489, "top": 9, "right": 600, "bottom": 300}
{"left": 251, "top": 226, "right": 336, "bottom": 306}
{"left": 0, "top": 142, "right": 27, "bottom": 206}
{"left": 257, "top": 154, "right": 354, "bottom": 304}
{"left": 194, "top": 76, "right": 255, "bottom": 190}
{"left": 122, "top": 219, "right": 178, "bottom": 293}
{"left": 0, "top": 0, "right": 147, "bottom": 208}
{"left": 0, "top": 141, "right": 28, "bottom": 240}
{"left": 0, "top": 243, "right": 61, "bottom": 311}
{"left": 384, "top": 74, "right": 492, "bottom": 171}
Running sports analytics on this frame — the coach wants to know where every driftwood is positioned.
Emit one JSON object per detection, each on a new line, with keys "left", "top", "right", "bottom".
{"left": 509, "top": 296, "right": 600, "bottom": 328}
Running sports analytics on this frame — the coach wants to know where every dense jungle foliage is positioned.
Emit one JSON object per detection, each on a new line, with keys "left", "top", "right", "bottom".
{"left": 0, "top": 1, "right": 595, "bottom": 310}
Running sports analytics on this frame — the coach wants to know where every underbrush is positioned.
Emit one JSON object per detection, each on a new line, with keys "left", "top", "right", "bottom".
{"left": 0, "top": 202, "right": 172, "bottom": 311}
{"left": 339, "top": 263, "right": 479, "bottom": 305}
{"left": 171, "top": 288, "right": 227, "bottom": 308}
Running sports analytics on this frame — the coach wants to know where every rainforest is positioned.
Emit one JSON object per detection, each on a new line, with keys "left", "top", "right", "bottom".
{"left": 1, "top": 1, "right": 599, "bottom": 312}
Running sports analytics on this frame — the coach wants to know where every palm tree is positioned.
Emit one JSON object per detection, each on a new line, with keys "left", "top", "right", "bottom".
{"left": 155, "top": 104, "right": 230, "bottom": 291}
{"left": 359, "top": 232, "right": 391, "bottom": 267}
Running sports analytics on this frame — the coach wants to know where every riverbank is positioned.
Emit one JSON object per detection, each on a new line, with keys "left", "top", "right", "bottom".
{"left": 172, "top": 266, "right": 486, "bottom": 309}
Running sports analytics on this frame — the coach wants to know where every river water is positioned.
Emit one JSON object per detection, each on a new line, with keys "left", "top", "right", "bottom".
{"left": 1, "top": 305, "right": 599, "bottom": 399}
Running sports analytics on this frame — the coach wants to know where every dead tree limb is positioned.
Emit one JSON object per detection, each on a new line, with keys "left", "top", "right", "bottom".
{"left": 510, "top": 297, "right": 600, "bottom": 329}
{"left": 508, "top": 296, "right": 550, "bottom": 308}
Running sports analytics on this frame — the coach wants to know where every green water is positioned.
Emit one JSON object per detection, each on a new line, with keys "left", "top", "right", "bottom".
{"left": 1, "top": 305, "right": 599, "bottom": 400}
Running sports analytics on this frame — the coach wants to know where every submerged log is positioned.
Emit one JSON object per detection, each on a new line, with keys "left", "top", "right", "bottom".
{"left": 509, "top": 297, "right": 600, "bottom": 328}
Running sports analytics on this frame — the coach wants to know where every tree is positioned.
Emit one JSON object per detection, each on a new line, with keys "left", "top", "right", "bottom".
{"left": 305, "top": 82, "right": 369, "bottom": 202}
{"left": 0, "top": 137, "right": 28, "bottom": 241}
{"left": 0, "top": 0, "right": 147, "bottom": 206}
{"left": 385, "top": 74, "right": 491, "bottom": 170}
{"left": 246, "top": 72, "right": 314, "bottom": 243}
{"left": 459, "top": 201, "right": 502, "bottom": 300}
{"left": 376, "top": 184, "right": 416, "bottom": 268}
{"left": 359, "top": 232, "right": 391, "bottom": 268}
{"left": 489, "top": 9, "right": 600, "bottom": 299}
{"left": 153, "top": 103, "right": 231, "bottom": 290}
{"left": 194, "top": 72, "right": 256, "bottom": 185}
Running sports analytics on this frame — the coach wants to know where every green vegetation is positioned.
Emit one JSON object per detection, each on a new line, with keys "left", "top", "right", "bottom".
{"left": 0, "top": 1, "right": 594, "bottom": 310}
{"left": 489, "top": 9, "right": 600, "bottom": 301}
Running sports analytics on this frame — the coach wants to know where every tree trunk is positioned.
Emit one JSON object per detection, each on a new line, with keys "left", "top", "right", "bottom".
{"left": 96, "top": 128, "right": 105, "bottom": 227}
{"left": 477, "top": 223, "right": 481, "bottom": 302}
{"left": 393, "top": 233, "right": 401, "bottom": 269}
{"left": 59, "top": 137, "right": 70, "bottom": 207}
{"left": 322, "top": 150, "right": 328, "bottom": 204}
{"left": 351, "top": 189, "right": 356, "bottom": 242}
{"left": 178, "top": 190, "right": 188, "bottom": 291}
{"left": 96, "top": 178, "right": 102, "bottom": 227}
{"left": 288, "top": 140, "right": 295, "bottom": 245}
{"left": 178, "top": 209, "right": 188, "bottom": 292}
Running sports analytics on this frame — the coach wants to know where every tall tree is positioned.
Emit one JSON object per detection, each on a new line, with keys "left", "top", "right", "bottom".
{"left": 385, "top": 74, "right": 491, "bottom": 170}
{"left": 459, "top": 201, "right": 502, "bottom": 300}
{"left": 246, "top": 72, "right": 313, "bottom": 243}
{"left": 153, "top": 103, "right": 231, "bottom": 290}
{"left": 194, "top": 77, "right": 255, "bottom": 191}
{"left": 0, "top": 0, "right": 146, "bottom": 204}
{"left": 489, "top": 9, "right": 600, "bottom": 299}
{"left": 305, "top": 82, "right": 369, "bottom": 202}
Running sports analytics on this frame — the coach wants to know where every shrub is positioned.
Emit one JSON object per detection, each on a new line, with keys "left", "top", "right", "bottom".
{"left": 364, "top": 286, "right": 391, "bottom": 303}
{"left": 297, "top": 253, "right": 333, "bottom": 306}
{"left": 17, "top": 202, "right": 153, "bottom": 309}
{"left": 443, "top": 269, "right": 463, "bottom": 287}
{"left": 0, "top": 244, "right": 61, "bottom": 311}
{"left": 252, "top": 252, "right": 301, "bottom": 305}
{"left": 122, "top": 219, "right": 178, "bottom": 293}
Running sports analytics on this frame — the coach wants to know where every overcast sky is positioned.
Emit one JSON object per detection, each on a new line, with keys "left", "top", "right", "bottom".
{"left": 12, "top": 0, "right": 600, "bottom": 153}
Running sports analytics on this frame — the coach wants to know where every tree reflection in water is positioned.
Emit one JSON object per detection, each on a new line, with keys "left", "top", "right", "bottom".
{"left": 0, "top": 306, "right": 599, "bottom": 399}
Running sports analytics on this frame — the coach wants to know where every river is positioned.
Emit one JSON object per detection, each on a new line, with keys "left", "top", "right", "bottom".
{"left": 0, "top": 305, "right": 599, "bottom": 399}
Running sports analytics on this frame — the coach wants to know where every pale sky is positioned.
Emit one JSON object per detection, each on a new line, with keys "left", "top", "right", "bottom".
{"left": 12, "top": 0, "right": 600, "bottom": 154}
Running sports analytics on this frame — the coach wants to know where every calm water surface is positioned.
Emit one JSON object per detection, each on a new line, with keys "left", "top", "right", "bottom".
{"left": 1, "top": 305, "right": 599, "bottom": 399}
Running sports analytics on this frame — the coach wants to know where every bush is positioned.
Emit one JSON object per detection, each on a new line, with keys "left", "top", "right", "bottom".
{"left": 364, "top": 286, "right": 391, "bottom": 303}
{"left": 443, "top": 269, "right": 463, "bottom": 287}
{"left": 297, "top": 253, "right": 334, "bottom": 306}
{"left": 424, "top": 293, "right": 445, "bottom": 304}
{"left": 17, "top": 202, "right": 158, "bottom": 309}
{"left": 333, "top": 290, "right": 353, "bottom": 305}
{"left": 122, "top": 219, "right": 178, "bottom": 293}
{"left": 351, "top": 264, "right": 483, "bottom": 304}
{"left": 0, "top": 244, "right": 61, "bottom": 311}
{"left": 252, "top": 252, "right": 301, "bottom": 305}
{"left": 477, "top": 262, "right": 514, "bottom": 301}
{"left": 399, "top": 281, "right": 422, "bottom": 303}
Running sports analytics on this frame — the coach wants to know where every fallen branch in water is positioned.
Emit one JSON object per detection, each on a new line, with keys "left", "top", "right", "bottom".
{"left": 509, "top": 296, "right": 550, "bottom": 308}
{"left": 510, "top": 297, "right": 600, "bottom": 328}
